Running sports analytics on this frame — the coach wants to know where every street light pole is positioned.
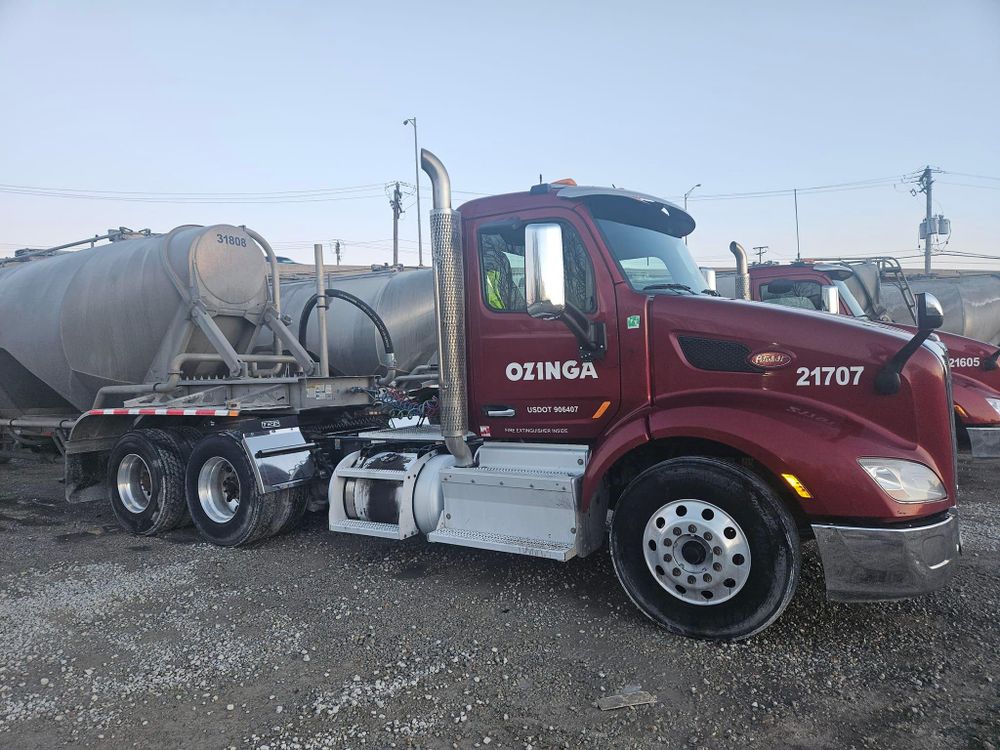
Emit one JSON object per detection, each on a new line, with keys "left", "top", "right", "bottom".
{"left": 403, "top": 117, "right": 423, "bottom": 266}
{"left": 683, "top": 183, "right": 701, "bottom": 245}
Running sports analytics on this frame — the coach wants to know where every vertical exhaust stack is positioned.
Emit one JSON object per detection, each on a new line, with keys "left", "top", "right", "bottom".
{"left": 421, "top": 149, "right": 474, "bottom": 467}
{"left": 730, "top": 241, "right": 751, "bottom": 300}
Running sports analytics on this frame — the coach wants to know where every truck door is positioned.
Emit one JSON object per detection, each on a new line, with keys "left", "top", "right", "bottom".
{"left": 465, "top": 209, "right": 620, "bottom": 440}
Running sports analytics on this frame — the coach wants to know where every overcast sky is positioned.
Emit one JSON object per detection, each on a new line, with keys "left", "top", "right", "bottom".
{"left": 1, "top": 0, "right": 998, "bottom": 270}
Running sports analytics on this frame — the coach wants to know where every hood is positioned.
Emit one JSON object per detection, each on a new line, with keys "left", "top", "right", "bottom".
{"left": 647, "top": 295, "right": 955, "bottom": 490}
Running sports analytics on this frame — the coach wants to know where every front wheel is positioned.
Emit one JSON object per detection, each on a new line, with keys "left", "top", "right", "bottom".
{"left": 610, "top": 456, "right": 800, "bottom": 641}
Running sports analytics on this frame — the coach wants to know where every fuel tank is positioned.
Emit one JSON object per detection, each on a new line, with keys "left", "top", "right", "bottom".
{"left": 279, "top": 269, "right": 437, "bottom": 377}
{"left": 0, "top": 225, "right": 270, "bottom": 416}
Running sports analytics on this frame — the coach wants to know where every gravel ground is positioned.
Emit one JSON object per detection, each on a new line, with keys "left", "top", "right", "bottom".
{"left": 0, "top": 455, "right": 997, "bottom": 750}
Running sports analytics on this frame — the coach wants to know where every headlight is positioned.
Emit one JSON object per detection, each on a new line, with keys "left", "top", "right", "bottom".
{"left": 858, "top": 458, "right": 947, "bottom": 503}
{"left": 987, "top": 398, "right": 1000, "bottom": 418}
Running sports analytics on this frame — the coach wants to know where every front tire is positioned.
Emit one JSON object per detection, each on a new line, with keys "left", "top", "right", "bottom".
{"left": 610, "top": 456, "right": 800, "bottom": 641}
{"left": 185, "top": 432, "right": 279, "bottom": 547}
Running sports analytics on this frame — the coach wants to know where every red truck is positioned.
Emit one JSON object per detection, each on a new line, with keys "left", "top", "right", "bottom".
{"left": 1, "top": 151, "right": 962, "bottom": 641}
{"left": 715, "top": 253, "right": 1000, "bottom": 458}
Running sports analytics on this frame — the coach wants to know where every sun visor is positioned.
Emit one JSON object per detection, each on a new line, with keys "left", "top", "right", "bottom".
{"left": 812, "top": 263, "right": 855, "bottom": 281}
{"left": 555, "top": 186, "right": 696, "bottom": 238}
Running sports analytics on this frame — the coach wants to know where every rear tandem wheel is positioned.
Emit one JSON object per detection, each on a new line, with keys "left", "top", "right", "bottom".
{"left": 184, "top": 431, "right": 303, "bottom": 547}
{"left": 106, "top": 428, "right": 191, "bottom": 535}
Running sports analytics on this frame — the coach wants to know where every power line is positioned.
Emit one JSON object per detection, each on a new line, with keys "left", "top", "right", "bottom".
{"left": 684, "top": 175, "right": 912, "bottom": 203}
{"left": 942, "top": 171, "right": 1000, "bottom": 182}
{"left": 0, "top": 181, "right": 388, "bottom": 197}
{"left": 0, "top": 172, "right": 923, "bottom": 206}
{"left": 0, "top": 179, "right": 494, "bottom": 205}
{"left": 937, "top": 181, "right": 1000, "bottom": 191}
{"left": 0, "top": 187, "right": 390, "bottom": 205}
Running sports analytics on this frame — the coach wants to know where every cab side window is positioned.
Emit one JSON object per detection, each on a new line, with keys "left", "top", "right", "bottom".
{"left": 760, "top": 279, "right": 823, "bottom": 311}
{"left": 478, "top": 223, "right": 596, "bottom": 313}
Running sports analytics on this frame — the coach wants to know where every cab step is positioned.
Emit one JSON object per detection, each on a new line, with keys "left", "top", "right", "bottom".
{"left": 427, "top": 527, "right": 575, "bottom": 561}
{"left": 329, "top": 518, "right": 406, "bottom": 539}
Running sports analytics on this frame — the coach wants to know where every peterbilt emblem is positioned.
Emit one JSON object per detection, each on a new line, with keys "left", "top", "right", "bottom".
{"left": 748, "top": 351, "right": 793, "bottom": 369}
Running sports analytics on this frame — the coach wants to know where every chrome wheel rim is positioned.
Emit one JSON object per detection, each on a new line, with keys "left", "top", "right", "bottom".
{"left": 117, "top": 454, "right": 152, "bottom": 514}
{"left": 197, "top": 456, "right": 241, "bottom": 523}
{"left": 642, "top": 499, "right": 751, "bottom": 606}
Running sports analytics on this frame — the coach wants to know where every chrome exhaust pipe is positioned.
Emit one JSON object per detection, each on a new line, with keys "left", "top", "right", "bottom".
{"left": 421, "top": 149, "right": 473, "bottom": 467}
{"left": 730, "top": 241, "right": 751, "bottom": 300}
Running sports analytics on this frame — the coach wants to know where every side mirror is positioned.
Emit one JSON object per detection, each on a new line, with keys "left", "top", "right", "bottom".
{"left": 821, "top": 285, "right": 840, "bottom": 314}
{"left": 524, "top": 223, "right": 566, "bottom": 319}
{"left": 875, "top": 292, "right": 946, "bottom": 395}
{"left": 917, "top": 292, "right": 944, "bottom": 332}
{"left": 699, "top": 267, "right": 717, "bottom": 292}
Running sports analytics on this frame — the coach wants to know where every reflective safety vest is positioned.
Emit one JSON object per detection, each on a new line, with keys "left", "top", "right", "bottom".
{"left": 486, "top": 269, "right": 504, "bottom": 310}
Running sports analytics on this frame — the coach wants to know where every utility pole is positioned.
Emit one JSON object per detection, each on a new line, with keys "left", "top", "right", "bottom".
{"left": 793, "top": 189, "right": 801, "bottom": 261}
{"left": 390, "top": 181, "right": 404, "bottom": 267}
{"left": 403, "top": 117, "right": 423, "bottom": 266}
{"left": 752, "top": 245, "right": 769, "bottom": 264}
{"left": 919, "top": 166, "right": 934, "bottom": 274}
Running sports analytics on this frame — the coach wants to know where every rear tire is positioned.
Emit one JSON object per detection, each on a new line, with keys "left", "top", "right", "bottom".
{"left": 171, "top": 426, "right": 204, "bottom": 452}
{"left": 610, "top": 456, "right": 800, "bottom": 641}
{"left": 185, "top": 432, "right": 278, "bottom": 547}
{"left": 151, "top": 427, "right": 203, "bottom": 528}
{"left": 270, "top": 485, "right": 310, "bottom": 536}
{"left": 107, "top": 429, "right": 189, "bottom": 535}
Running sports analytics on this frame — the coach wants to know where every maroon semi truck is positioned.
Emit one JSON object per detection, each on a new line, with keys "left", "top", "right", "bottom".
{"left": 6, "top": 151, "right": 962, "bottom": 641}
{"left": 715, "top": 257, "right": 1000, "bottom": 457}
{"left": 325, "top": 154, "right": 960, "bottom": 641}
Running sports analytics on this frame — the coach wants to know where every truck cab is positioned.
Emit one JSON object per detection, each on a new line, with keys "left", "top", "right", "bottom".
{"left": 729, "top": 260, "right": 1000, "bottom": 457}
{"left": 326, "top": 158, "right": 959, "bottom": 641}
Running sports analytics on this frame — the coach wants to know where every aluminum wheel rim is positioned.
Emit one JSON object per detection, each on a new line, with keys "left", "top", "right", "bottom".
{"left": 197, "top": 456, "right": 241, "bottom": 524}
{"left": 117, "top": 453, "right": 152, "bottom": 514}
{"left": 642, "top": 499, "right": 751, "bottom": 606}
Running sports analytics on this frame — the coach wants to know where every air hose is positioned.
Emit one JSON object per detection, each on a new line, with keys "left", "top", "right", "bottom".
{"left": 298, "top": 289, "right": 396, "bottom": 382}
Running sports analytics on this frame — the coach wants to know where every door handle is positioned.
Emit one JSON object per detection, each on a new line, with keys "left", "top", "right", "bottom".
{"left": 486, "top": 407, "right": 516, "bottom": 418}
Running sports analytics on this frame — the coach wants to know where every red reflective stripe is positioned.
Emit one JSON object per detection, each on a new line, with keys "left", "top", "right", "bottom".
{"left": 84, "top": 408, "right": 239, "bottom": 417}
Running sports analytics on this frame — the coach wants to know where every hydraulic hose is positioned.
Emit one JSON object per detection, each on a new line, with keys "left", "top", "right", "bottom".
{"left": 298, "top": 289, "right": 396, "bottom": 380}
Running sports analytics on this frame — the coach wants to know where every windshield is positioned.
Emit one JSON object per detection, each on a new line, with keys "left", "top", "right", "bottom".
{"left": 833, "top": 279, "right": 868, "bottom": 318}
{"left": 595, "top": 218, "right": 709, "bottom": 294}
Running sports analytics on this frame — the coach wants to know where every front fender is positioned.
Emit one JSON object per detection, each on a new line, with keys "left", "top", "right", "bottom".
{"left": 582, "top": 408, "right": 651, "bottom": 511}
{"left": 645, "top": 390, "right": 953, "bottom": 522}
{"left": 952, "top": 374, "right": 1000, "bottom": 426}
